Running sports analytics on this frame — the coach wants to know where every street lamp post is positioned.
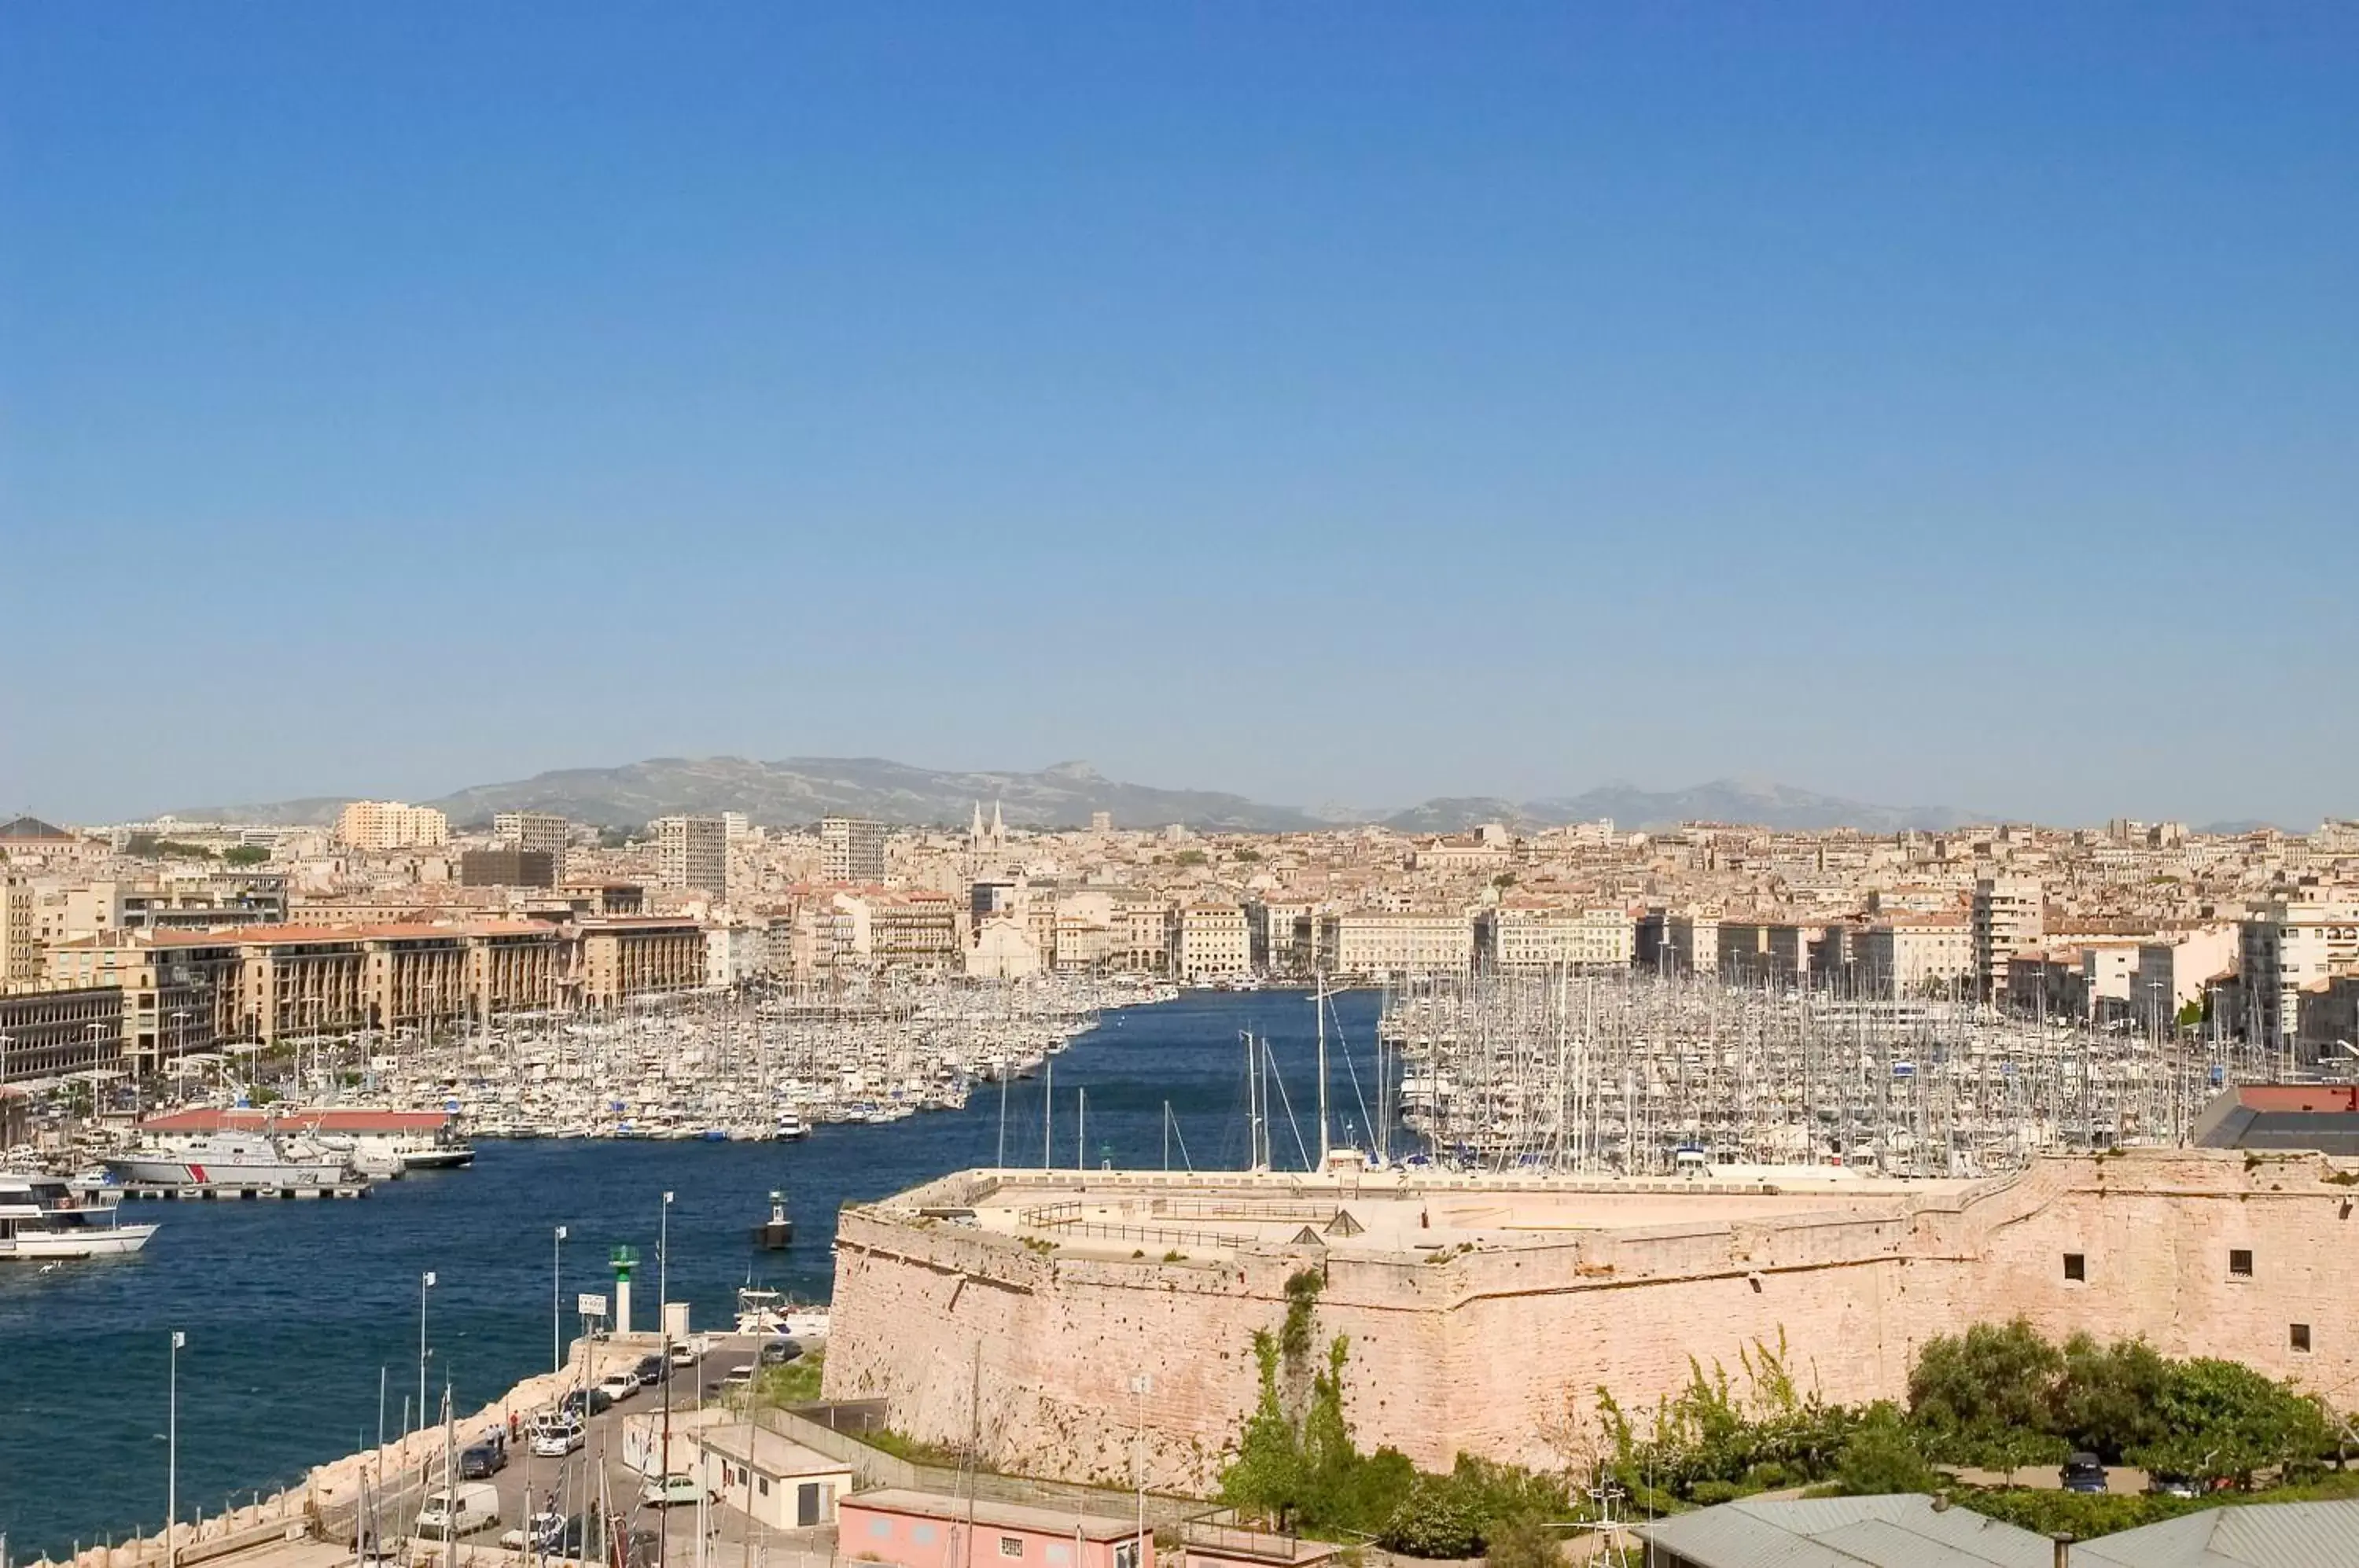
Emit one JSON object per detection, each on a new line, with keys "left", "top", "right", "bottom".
{"left": 167, "top": 1330, "right": 185, "bottom": 1568}
{"left": 552, "top": 1226, "right": 568, "bottom": 1374}
{"left": 658, "top": 1191, "right": 674, "bottom": 1334}
{"left": 418, "top": 1272, "right": 436, "bottom": 1437}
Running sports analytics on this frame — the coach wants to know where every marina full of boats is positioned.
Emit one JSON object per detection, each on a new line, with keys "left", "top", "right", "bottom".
{"left": 1, "top": 975, "right": 1180, "bottom": 1228}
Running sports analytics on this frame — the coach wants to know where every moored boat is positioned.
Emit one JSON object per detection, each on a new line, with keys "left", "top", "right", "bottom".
{"left": 0, "top": 1176, "right": 158, "bottom": 1260}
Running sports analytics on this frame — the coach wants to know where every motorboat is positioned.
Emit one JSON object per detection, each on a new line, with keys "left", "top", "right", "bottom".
{"left": 105, "top": 1131, "right": 351, "bottom": 1189}
{"left": 0, "top": 1176, "right": 158, "bottom": 1260}
{"left": 733, "top": 1286, "right": 829, "bottom": 1341}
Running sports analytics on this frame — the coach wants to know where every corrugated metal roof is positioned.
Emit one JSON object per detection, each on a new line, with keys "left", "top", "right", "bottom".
{"left": 2074, "top": 1498, "right": 2359, "bottom": 1568}
{"left": 1636, "top": 1495, "right": 2055, "bottom": 1568}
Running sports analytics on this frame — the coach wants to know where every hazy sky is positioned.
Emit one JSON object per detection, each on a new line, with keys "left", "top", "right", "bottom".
{"left": 4, "top": 6, "right": 2354, "bottom": 826}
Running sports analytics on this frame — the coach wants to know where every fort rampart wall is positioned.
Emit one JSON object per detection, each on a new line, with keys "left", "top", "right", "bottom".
{"left": 823, "top": 1151, "right": 2359, "bottom": 1492}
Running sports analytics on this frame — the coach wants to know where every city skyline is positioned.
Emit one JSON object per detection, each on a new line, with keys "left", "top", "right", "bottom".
{"left": 6, "top": 6, "right": 2356, "bottom": 826}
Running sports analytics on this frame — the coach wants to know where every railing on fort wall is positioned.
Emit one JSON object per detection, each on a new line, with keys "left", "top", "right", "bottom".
{"left": 1015, "top": 1202, "right": 1257, "bottom": 1250}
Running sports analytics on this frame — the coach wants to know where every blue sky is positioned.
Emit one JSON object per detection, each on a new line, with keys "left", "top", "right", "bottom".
{"left": 3, "top": 5, "right": 2353, "bottom": 826}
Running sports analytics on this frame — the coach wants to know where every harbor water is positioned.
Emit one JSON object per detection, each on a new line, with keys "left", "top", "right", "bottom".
{"left": 0, "top": 989, "right": 1386, "bottom": 1560}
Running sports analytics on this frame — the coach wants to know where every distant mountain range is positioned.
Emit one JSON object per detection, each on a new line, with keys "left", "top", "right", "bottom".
{"left": 168, "top": 756, "right": 1982, "bottom": 834}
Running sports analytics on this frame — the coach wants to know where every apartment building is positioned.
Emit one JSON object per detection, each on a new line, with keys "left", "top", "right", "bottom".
{"left": 1174, "top": 902, "right": 1252, "bottom": 982}
{"left": 867, "top": 893, "right": 960, "bottom": 972}
{"left": 1248, "top": 896, "right": 1321, "bottom": 975}
{"left": 0, "top": 878, "right": 37, "bottom": 982}
{"left": 460, "top": 848, "right": 557, "bottom": 889}
{"left": 579, "top": 918, "right": 706, "bottom": 1007}
{"left": 1114, "top": 895, "right": 1176, "bottom": 974}
{"left": 1322, "top": 910, "right": 1475, "bottom": 977}
{"left": 1480, "top": 903, "right": 1636, "bottom": 972}
{"left": 2239, "top": 895, "right": 2359, "bottom": 1058}
{"left": 2133, "top": 926, "right": 2239, "bottom": 1018}
{"left": 0, "top": 985, "right": 127, "bottom": 1084}
{"left": 653, "top": 815, "right": 729, "bottom": 898}
{"left": 42, "top": 932, "right": 230, "bottom": 1068}
{"left": 821, "top": 816, "right": 887, "bottom": 885}
{"left": 337, "top": 801, "right": 451, "bottom": 850}
{"left": 495, "top": 812, "right": 573, "bottom": 863}
{"left": 1972, "top": 876, "right": 2045, "bottom": 1001}
{"left": 1857, "top": 913, "right": 1973, "bottom": 999}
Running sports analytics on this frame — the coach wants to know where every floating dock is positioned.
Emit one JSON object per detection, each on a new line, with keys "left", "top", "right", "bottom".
{"left": 118, "top": 1182, "right": 373, "bottom": 1201}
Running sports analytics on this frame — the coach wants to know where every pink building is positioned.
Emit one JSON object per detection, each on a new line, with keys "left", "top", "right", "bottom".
{"left": 835, "top": 1489, "right": 1151, "bottom": 1568}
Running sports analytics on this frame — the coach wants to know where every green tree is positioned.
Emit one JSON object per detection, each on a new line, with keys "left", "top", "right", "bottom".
{"left": 1907, "top": 1319, "right": 2063, "bottom": 1461}
{"left": 1834, "top": 1404, "right": 1939, "bottom": 1496}
{"left": 2052, "top": 1334, "right": 2169, "bottom": 1462}
{"left": 1233, "top": 847, "right": 1261, "bottom": 863}
{"left": 2176, "top": 999, "right": 2205, "bottom": 1028}
{"left": 1172, "top": 848, "right": 1209, "bottom": 867}
{"left": 2129, "top": 1358, "right": 2332, "bottom": 1488}
{"left": 223, "top": 845, "right": 271, "bottom": 867}
{"left": 1220, "top": 1331, "right": 1307, "bottom": 1525}
{"left": 1382, "top": 1472, "right": 1485, "bottom": 1558}
{"left": 1481, "top": 1516, "right": 1562, "bottom": 1568}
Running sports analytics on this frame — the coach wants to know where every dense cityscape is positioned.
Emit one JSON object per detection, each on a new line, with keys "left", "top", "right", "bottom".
{"left": 5, "top": 799, "right": 2357, "bottom": 1099}
{"left": 11, "top": 4, "right": 2359, "bottom": 1566}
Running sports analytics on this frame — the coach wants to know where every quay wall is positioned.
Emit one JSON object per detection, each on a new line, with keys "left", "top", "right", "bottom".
{"left": 823, "top": 1151, "right": 2359, "bottom": 1490}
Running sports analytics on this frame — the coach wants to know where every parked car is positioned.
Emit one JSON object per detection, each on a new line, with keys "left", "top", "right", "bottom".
{"left": 669, "top": 1334, "right": 713, "bottom": 1367}
{"left": 595, "top": 1372, "right": 641, "bottom": 1404}
{"left": 719, "top": 1362, "right": 755, "bottom": 1391}
{"left": 2147, "top": 1473, "right": 2200, "bottom": 1499}
{"left": 412, "top": 1483, "right": 501, "bottom": 1541}
{"left": 632, "top": 1353, "right": 669, "bottom": 1389}
{"left": 2060, "top": 1453, "right": 2108, "bottom": 1494}
{"left": 561, "top": 1386, "right": 616, "bottom": 1418}
{"left": 501, "top": 1511, "right": 568, "bottom": 1554}
{"left": 458, "top": 1435, "right": 508, "bottom": 1478}
{"left": 641, "top": 1473, "right": 716, "bottom": 1508}
{"left": 531, "top": 1419, "right": 586, "bottom": 1458}
{"left": 759, "top": 1338, "right": 803, "bottom": 1367}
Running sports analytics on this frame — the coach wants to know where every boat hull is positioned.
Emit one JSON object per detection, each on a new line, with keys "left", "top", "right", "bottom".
{"left": 105, "top": 1154, "right": 347, "bottom": 1188}
{"left": 0, "top": 1224, "right": 158, "bottom": 1260}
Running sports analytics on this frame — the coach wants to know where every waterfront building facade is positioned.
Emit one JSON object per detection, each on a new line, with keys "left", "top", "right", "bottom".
{"left": 1321, "top": 909, "right": 1475, "bottom": 977}
{"left": 0, "top": 983, "right": 126, "bottom": 1084}
{"left": 578, "top": 917, "right": 706, "bottom": 1007}
{"left": 1481, "top": 902, "right": 1636, "bottom": 972}
{"left": 1173, "top": 901, "right": 1252, "bottom": 981}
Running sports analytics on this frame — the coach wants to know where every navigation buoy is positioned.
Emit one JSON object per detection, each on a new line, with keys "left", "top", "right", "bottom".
{"left": 751, "top": 1189, "right": 794, "bottom": 1250}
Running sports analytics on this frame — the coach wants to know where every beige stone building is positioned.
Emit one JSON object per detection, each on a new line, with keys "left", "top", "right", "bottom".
{"left": 1173, "top": 901, "right": 1251, "bottom": 982}
{"left": 1321, "top": 909, "right": 1475, "bottom": 977}
{"left": 0, "top": 877, "right": 38, "bottom": 982}
{"left": 579, "top": 917, "right": 706, "bottom": 1007}
{"left": 1858, "top": 912, "right": 1973, "bottom": 998}
{"left": 336, "top": 801, "right": 451, "bottom": 850}
{"left": 1481, "top": 902, "right": 1635, "bottom": 972}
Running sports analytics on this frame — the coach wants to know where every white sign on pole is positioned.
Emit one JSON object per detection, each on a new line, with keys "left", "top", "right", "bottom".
{"left": 576, "top": 1292, "right": 609, "bottom": 1318}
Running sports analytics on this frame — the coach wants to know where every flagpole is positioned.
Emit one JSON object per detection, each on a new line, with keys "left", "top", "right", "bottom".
{"left": 168, "top": 1330, "right": 184, "bottom": 1568}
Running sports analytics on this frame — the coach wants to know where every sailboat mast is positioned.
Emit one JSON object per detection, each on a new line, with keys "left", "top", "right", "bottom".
{"left": 1316, "top": 973, "right": 1330, "bottom": 1167}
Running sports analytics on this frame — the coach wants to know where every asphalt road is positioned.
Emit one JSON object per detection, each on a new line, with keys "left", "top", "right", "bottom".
{"left": 395, "top": 1334, "right": 820, "bottom": 1566}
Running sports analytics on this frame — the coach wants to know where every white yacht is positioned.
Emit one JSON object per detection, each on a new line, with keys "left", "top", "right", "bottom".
{"left": 0, "top": 1176, "right": 158, "bottom": 1260}
{"left": 733, "top": 1286, "right": 830, "bottom": 1342}
{"left": 106, "top": 1132, "right": 351, "bottom": 1189}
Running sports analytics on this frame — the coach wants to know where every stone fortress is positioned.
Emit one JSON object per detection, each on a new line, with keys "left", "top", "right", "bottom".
{"left": 825, "top": 1150, "right": 2359, "bottom": 1492}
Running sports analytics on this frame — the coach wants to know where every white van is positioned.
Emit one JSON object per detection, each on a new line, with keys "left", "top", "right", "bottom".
{"left": 413, "top": 1482, "right": 501, "bottom": 1541}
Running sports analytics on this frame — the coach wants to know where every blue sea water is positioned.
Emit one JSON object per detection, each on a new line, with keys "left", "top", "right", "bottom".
{"left": 0, "top": 989, "right": 1389, "bottom": 1559}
